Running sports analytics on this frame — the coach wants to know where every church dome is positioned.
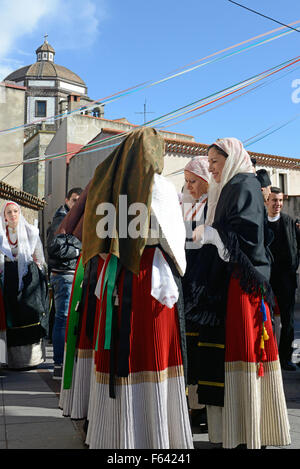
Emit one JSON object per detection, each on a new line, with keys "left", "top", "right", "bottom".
{"left": 5, "top": 61, "right": 86, "bottom": 86}
{"left": 5, "top": 37, "right": 86, "bottom": 88}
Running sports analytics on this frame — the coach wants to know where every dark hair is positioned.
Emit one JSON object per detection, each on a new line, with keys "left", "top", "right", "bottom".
{"left": 270, "top": 186, "right": 283, "bottom": 195}
{"left": 251, "top": 157, "right": 257, "bottom": 167}
{"left": 67, "top": 187, "right": 83, "bottom": 199}
{"left": 256, "top": 169, "right": 271, "bottom": 188}
{"left": 207, "top": 143, "right": 228, "bottom": 158}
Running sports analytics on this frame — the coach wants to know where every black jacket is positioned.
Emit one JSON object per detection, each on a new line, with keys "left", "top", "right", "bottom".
{"left": 214, "top": 172, "right": 271, "bottom": 282}
{"left": 47, "top": 204, "right": 82, "bottom": 274}
{"left": 183, "top": 173, "right": 273, "bottom": 327}
{"left": 269, "top": 212, "right": 300, "bottom": 273}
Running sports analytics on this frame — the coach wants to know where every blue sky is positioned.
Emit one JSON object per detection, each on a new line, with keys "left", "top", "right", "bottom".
{"left": 1, "top": 0, "right": 300, "bottom": 158}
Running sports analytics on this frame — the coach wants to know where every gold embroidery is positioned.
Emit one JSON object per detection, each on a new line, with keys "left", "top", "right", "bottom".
{"left": 9, "top": 321, "right": 41, "bottom": 330}
{"left": 197, "top": 342, "right": 225, "bottom": 349}
{"left": 77, "top": 349, "right": 94, "bottom": 359}
{"left": 95, "top": 366, "right": 184, "bottom": 385}
{"left": 198, "top": 380, "right": 224, "bottom": 388}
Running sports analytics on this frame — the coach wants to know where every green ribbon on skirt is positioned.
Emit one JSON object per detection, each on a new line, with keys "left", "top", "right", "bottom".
{"left": 62, "top": 256, "right": 85, "bottom": 390}
{"left": 95, "top": 254, "right": 118, "bottom": 352}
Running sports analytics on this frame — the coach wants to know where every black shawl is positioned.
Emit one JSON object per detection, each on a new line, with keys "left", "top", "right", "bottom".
{"left": 183, "top": 173, "right": 273, "bottom": 406}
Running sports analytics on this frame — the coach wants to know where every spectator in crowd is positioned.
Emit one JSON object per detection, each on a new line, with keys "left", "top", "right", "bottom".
{"left": 0, "top": 201, "right": 48, "bottom": 369}
{"left": 265, "top": 187, "right": 300, "bottom": 371}
{"left": 256, "top": 169, "right": 273, "bottom": 249}
{"left": 250, "top": 157, "right": 257, "bottom": 172}
{"left": 47, "top": 188, "right": 82, "bottom": 379}
{"left": 256, "top": 169, "right": 272, "bottom": 203}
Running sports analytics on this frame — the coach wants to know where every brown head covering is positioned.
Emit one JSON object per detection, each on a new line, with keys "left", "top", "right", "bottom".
{"left": 81, "top": 127, "right": 164, "bottom": 274}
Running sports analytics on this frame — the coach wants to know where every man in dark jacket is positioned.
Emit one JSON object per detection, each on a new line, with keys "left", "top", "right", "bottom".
{"left": 266, "top": 187, "right": 300, "bottom": 371}
{"left": 47, "top": 187, "right": 82, "bottom": 379}
{"left": 256, "top": 169, "right": 274, "bottom": 267}
{"left": 256, "top": 169, "right": 271, "bottom": 203}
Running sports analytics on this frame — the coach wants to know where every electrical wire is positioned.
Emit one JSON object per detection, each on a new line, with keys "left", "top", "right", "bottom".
{"left": 0, "top": 19, "right": 299, "bottom": 136}
{"left": 160, "top": 62, "right": 300, "bottom": 130}
{"left": 227, "top": 0, "right": 300, "bottom": 32}
{"left": 2, "top": 52, "right": 300, "bottom": 171}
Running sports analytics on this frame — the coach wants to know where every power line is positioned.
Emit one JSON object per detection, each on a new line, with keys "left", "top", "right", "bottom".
{"left": 1, "top": 163, "right": 22, "bottom": 182}
{"left": 227, "top": 1, "right": 300, "bottom": 32}
{"left": 1, "top": 18, "right": 300, "bottom": 137}
{"left": 2, "top": 53, "right": 300, "bottom": 171}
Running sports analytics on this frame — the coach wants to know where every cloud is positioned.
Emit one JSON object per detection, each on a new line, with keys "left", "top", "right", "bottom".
{"left": 0, "top": 0, "right": 106, "bottom": 80}
{"left": 47, "top": 0, "right": 106, "bottom": 50}
{"left": 0, "top": 0, "right": 55, "bottom": 56}
{"left": 0, "top": 0, "right": 56, "bottom": 79}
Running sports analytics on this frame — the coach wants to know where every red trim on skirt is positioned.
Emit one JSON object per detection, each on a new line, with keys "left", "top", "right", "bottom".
{"left": 94, "top": 247, "right": 183, "bottom": 374}
{"left": 225, "top": 277, "right": 278, "bottom": 364}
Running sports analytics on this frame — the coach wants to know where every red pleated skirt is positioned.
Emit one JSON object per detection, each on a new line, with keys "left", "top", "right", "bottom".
{"left": 225, "top": 277, "right": 278, "bottom": 366}
{"left": 94, "top": 247, "right": 183, "bottom": 375}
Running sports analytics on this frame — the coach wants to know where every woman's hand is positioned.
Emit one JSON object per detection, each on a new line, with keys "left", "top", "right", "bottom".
{"left": 192, "top": 224, "right": 205, "bottom": 245}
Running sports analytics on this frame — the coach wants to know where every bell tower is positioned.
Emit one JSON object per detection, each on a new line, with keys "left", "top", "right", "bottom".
{"left": 35, "top": 34, "right": 55, "bottom": 63}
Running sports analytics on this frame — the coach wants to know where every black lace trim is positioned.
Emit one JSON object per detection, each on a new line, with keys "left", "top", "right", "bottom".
{"left": 214, "top": 224, "right": 275, "bottom": 308}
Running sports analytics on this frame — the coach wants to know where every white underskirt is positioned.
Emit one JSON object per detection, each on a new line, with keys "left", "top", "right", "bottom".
{"left": 60, "top": 349, "right": 93, "bottom": 420}
{"left": 206, "top": 360, "right": 291, "bottom": 449}
{"left": 85, "top": 368, "right": 193, "bottom": 449}
{"left": 7, "top": 340, "right": 45, "bottom": 369}
{"left": 0, "top": 330, "right": 7, "bottom": 364}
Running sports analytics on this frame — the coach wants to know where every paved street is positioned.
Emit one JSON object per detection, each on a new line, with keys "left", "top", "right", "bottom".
{"left": 0, "top": 305, "right": 299, "bottom": 450}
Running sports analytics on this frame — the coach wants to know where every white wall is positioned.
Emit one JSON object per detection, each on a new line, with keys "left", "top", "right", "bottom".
{"left": 27, "top": 96, "right": 55, "bottom": 124}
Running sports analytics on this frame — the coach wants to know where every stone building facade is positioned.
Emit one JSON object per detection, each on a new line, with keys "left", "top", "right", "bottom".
{"left": 4, "top": 37, "right": 102, "bottom": 133}
{"left": 0, "top": 82, "right": 26, "bottom": 190}
{"left": 4, "top": 37, "right": 104, "bottom": 198}
{"left": 23, "top": 127, "right": 56, "bottom": 198}
{"left": 43, "top": 115, "right": 196, "bottom": 235}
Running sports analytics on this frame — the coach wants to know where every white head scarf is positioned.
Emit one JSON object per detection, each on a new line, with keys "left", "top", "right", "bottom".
{"left": 180, "top": 156, "right": 210, "bottom": 221}
{"left": 205, "top": 137, "right": 254, "bottom": 226}
{"left": 184, "top": 156, "right": 210, "bottom": 183}
{"left": 0, "top": 201, "right": 43, "bottom": 291}
{"left": 181, "top": 156, "right": 209, "bottom": 202}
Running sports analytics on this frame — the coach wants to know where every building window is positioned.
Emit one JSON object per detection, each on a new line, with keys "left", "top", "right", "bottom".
{"left": 42, "top": 52, "right": 47, "bottom": 60}
{"left": 37, "top": 52, "right": 42, "bottom": 61}
{"left": 49, "top": 52, "right": 53, "bottom": 62}
{"left": 35, "top": 100, "right": 47, "bottom": 117}
{"left": 279, "top": 173, "right": 286, "bottom": 194}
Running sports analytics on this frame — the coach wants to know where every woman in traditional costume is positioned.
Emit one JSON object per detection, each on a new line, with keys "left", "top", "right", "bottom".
{"left": 61, "top": 127, "right": 193, "bottom": 449}
{"left": 182, "top": 156, "right": 209, "bottom": 225}
{"left": 180, "top": 157, "right": 210, "bottom": 428}
{"left": 0, "top": 201, "right": 48, "bottom": 369}
{"left": 191, "top": 137, "right": 290, "bottom": 449}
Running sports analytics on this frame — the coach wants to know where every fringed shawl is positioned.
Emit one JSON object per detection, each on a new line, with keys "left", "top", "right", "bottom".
{"left": 81, "top": 127, "right": 164, "bottom": 274}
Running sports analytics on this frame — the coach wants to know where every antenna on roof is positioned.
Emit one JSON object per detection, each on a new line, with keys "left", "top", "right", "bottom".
{"left": 135, "top": 99, "right": 154, "bottom": 125}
